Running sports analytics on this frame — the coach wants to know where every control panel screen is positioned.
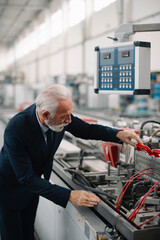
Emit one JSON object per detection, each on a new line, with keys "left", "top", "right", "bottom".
{"left": 122, "top": 51, "right": 129, "bottom": 57}
{"left": 104, "top": 53, "right": 111, "bottom": 59}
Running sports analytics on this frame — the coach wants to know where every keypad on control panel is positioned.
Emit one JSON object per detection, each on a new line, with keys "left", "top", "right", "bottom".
{"left": 100, "top": 65, "right": 113, "bottom": 89}
{"left": 99, "top": 64, "right": 134, "bottom": 90}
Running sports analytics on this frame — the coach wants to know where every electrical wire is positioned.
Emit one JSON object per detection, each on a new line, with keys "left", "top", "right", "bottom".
{"left": 139, "top": 120, "right": 160, "bottom": 138}
{"left": 116, "top": 172, "right": 152, "bottom": 211}
{"left": 116, "top": 168, "right": 153, "bottom": 211}
{"left": 137, "top": 213, "right": 160, "bottom": 228}
{"left": 64, "top": 168, "right": 91, "bottom": 186}
{"left": 148, "top": 128, "right": 160, "bottom": 145}
{"left": 128, "top": 181, "right": 160, "bottom": 221}
{"left": 133, "top": 188, "right": 160, "bottom": 209}
{"left": 128, "top": 186, "right": 156, "bottom": 221}
{"left": 64, "top": 168, "right": 116, "bottom": 200}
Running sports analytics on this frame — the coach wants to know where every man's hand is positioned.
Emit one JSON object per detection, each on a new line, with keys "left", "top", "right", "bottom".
{"left": 69, "top": 190, "right": 100, "bottom": 207}
{"left": 116, "top": 130, "right": 143, "bottom": 148}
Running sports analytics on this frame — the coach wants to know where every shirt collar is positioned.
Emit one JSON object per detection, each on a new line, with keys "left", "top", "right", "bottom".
{"left": 36, "top": 111, "right": 48, "bottom": 134}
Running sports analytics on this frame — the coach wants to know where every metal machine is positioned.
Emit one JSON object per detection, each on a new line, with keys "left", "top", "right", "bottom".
{"left": 52, "top": 120, "right": 160, "bottom": 240}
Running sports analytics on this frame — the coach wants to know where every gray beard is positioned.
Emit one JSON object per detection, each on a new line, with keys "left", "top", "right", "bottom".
{"left": 45, "top": 120, "right": 69, "bottom": 132}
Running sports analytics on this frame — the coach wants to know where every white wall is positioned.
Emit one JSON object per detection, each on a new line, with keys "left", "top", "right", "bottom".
{"left": 0, "top": 0, "right": 160, "bottom": 109}
{"left": 49, "top": 52, "right": 64, "bottom": 76}
{"left": 66, "top": 45, "right": 83, "bottom": 74}
{"left": 10, "top": 0, "right": 160, "bottom": 80}
{"left": 0, "top": 47, "right": 7, "bottom": 71}
{"left": 131, "top": 0, "right": 160, "bottom": 21}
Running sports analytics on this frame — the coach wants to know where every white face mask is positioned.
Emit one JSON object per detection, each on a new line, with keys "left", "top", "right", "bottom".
{"left": 45, "top": 118, "right": 69, "bottom": 132}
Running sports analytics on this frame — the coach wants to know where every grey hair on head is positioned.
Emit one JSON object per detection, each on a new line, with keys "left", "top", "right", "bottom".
{"left": 36, "top": 84, "right": 71, "bottom": 115}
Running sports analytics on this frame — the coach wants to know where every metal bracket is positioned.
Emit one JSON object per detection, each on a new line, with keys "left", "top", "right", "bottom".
{"left": 114, "top": 23, "right": 160, "bottom": 42}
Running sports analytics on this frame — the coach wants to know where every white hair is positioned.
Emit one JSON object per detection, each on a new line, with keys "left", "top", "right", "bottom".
{"left": 36, "top": 84, "right": 72, "bottom": 115}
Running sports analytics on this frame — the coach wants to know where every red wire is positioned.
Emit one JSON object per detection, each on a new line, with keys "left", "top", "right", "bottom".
{"left": 128, "top": 180, "right": 160, "bottom": 221}
{"left": 128, "top": 183, "right": 160, "bottom": 221}
{"left": 128, "top": 189, "right": 154, "bottom": 221}
{"left": 116, "top": 170, "right": 147, "bottom": 210}
{"left": 116, "top": 168, "right": 150, "bottom": 208}
{"left": 116, "top": 172, "right": 152, "bottom": 211}
{"left": 116, "top": 168, "right": 152, "bottom": 211}
{"left": 117, "top": 173, "right": 152, "bottom": 210}
{"left": 128, "top": 188, "right": 153, "bottom": 220}
{"left": 137, "top": 213, "right": 160, "bottom": 228}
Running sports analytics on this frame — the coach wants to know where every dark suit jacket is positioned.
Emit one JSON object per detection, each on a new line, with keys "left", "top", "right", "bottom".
{"left": 0, "top": 104, "right": 121, "bottom": 209}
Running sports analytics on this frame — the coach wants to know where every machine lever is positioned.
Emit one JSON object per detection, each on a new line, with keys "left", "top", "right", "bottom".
{"left": 136, "top": 143, "right": 160, "bottom": 157}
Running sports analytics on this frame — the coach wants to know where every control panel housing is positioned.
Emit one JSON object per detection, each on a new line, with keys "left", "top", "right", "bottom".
{"left": 94, "top": 41, "right": 151, "bottom": 95}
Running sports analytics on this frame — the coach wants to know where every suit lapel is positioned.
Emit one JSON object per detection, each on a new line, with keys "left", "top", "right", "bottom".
{"left": 28, "top": 104, "right": 64, "bottom": 162}
{"left": 49, "top": 131, "right": 64, "bottom": 158}
{"left": 30, "top": 106, "right": 48, "bottom": 161}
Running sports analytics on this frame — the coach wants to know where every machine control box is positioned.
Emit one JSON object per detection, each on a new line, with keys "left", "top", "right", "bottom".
{"left": 94, "top": 41, "right": 151, "bottom": 95}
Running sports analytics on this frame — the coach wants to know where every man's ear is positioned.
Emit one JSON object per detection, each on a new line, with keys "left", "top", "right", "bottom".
{"left": 41, "top": 110, "right": 50, "bottom": 120}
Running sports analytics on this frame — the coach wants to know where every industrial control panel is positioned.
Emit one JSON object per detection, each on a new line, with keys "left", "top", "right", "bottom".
{"left": 94, "top": 41, "right": 151, "bottom": 95}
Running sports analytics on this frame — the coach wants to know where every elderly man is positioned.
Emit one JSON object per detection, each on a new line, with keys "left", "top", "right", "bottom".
{"left": 0, "top": 84, "right": 142, "bottom": 240}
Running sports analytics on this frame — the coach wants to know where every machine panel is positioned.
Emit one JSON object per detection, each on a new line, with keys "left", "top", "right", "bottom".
{"left": 94, "top": 41, "right": 151, "bottom": 95}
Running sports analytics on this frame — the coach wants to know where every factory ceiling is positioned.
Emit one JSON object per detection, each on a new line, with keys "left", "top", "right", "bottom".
{"left": 0, "top": 0, "right": 52, "bottom": 48}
